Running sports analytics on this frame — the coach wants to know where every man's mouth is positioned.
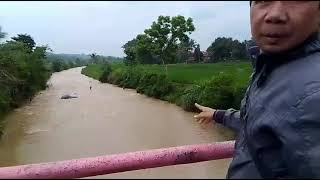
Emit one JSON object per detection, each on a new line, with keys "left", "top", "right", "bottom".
{"left": 262, "top": 33, "right": 290, "bottom": 43}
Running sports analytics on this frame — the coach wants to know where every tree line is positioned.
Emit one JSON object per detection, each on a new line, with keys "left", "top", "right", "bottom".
{"left": 122, "top": 15, "right": 254, "bottom": 65}
{"left": 87, "top": 53, "right": 124, "bottom": 64}
{"left": 47, "top": 52, "right": 124, "bottom": 70}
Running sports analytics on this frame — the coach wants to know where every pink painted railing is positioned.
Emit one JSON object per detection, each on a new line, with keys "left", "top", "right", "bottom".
{"left": 0, "top": 141, "right": 235, "bottom": 179}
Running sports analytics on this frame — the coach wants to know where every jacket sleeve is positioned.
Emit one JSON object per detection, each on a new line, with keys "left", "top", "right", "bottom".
{"left": 277, "top": 89, "right": 320, "bottom": 178}
{"left": 214, "top": 109, "right": 241, "bottom": 133}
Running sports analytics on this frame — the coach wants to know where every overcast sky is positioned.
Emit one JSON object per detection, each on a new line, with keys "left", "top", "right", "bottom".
{"left": 0, "top": 1, "right": 251, "bottom": 57}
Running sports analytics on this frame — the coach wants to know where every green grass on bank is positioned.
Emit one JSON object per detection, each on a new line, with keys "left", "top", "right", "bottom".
{"left": 137, "top": 62, "right": 252, "bottom": 85}
{"left": 81, "top": 64, "right": 105, "bottom": 80}
{"left": 84, "top": 62, "right": 253, "bottom": 85}
{"left": 82, "top": 62, "right": 253, "bottom": 112}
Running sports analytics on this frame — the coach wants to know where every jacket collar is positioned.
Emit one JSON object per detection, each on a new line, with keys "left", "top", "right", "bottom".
{"left": 254, "top": 32, "right": 320, "bottom": 73}
{"left": 249, "top": 32, "right": 320, "bottom": 87}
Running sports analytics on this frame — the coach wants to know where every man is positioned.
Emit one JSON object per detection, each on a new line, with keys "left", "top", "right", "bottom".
{"left": 194, "top": 1, "right": 320, "bottom": 179}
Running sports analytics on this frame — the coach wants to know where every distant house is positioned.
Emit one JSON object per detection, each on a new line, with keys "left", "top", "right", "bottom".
{"left": 202, "top": 51, "right": 214, "bottom": 63}
{"left": 185, "top": 51, "right": 215, "bottom": 64}
{"left": 186, "top": 51, "right": 214, "bottom": 64}
{"left": 186, "top": 56, "right": 196, "bottom": 64}
{"left": 185, "top": 51, "right": 196, "bottom": 64}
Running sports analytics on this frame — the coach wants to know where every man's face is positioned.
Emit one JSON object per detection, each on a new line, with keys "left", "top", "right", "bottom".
{"left": 250, "top": 1, "right": 320, "bottom": 54}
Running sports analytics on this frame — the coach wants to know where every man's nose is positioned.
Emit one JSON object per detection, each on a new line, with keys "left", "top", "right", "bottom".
{"left": 264, "top": 1, "right": 288, "bottom": 24}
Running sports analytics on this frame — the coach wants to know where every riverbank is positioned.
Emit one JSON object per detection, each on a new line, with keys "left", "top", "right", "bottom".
{"left": 0, "top": 38, "right": 85, "bottom": 137}
{"left": 0, "top": 77, "right": 51, "bottom": 137}
{"left": 0, "top": 68, "right": 79, "bottom": 137}
{"left": 81, "top": 62, "right": 252, "bottom": 112}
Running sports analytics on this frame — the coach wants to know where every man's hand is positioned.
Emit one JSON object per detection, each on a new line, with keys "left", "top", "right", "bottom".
{"left": 193, "top": 103, "right": 216, "bottom": 124}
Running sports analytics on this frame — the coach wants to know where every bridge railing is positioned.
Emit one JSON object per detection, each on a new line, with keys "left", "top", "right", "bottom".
{"left": 0, "top": 141, "right": 235, "bottom": 179}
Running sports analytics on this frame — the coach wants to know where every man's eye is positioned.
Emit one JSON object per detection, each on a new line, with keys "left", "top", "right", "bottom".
{"left": 252, "top": 1, "right": 264, "bottom": 4}
{"left": 252, "top": 1, "right": 272, "bottom": 5}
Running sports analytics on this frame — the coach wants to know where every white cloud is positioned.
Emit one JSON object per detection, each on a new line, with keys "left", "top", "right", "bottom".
{"left": 0, "top": 1, "right": 251, "bottom": 57}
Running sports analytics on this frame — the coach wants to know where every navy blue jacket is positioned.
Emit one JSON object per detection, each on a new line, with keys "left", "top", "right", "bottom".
{"left": 214, "top": 33, "right": 320, "bottom": 179}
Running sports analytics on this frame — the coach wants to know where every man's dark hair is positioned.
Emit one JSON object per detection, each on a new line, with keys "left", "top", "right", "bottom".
{"left": 249, "top": 1, "right": 320, "bottom": 7}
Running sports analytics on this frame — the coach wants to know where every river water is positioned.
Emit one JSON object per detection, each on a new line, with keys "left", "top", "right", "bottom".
{"left": 0, "top": 67, "right": 235, "bottom": 178}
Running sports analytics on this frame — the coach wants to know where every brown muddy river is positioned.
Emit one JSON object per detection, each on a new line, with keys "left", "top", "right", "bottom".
{"left": 0, "top": 67, "right": 235, "bottom": 179}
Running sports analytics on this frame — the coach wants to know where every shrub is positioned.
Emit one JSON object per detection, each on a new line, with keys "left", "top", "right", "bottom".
{"left": 199, "top": 73, "right": 235, "bottom": 110}
{"left": 136, "top": 73, "right": 173, "bottom": 99}
{"left": 180, "top": 84, "right": 204, "bottom": 111}
{"left": 107, "top": 68, "right": 126, "bottom": 85}
{"left": 99, "top": 63, "right": 112, "bottom": 83}
{"left": 119, "top": 67, "right": 144, "bottom": 89}
{"left": 180, "top": 73, "right": 236, "bottom": 111}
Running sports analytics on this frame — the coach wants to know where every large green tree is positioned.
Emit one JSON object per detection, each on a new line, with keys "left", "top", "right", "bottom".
{"left": 122, "top": 15, "right": 195, "bottom": 67}
{"left": 122, "top": 38, "right": 138, "bottom": 65}
{"left": 143, "top": 15, "right": 195, "bottom": 64}
{"left": 11, "top": 34, "right": 36, "bottom": 53}
{"left": 135, "top": 34, "right": 159, "bottom": 64}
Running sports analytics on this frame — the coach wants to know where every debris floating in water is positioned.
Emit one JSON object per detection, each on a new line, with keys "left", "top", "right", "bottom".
{"left": 25, "top": 129, "right": 49, "bottom": 135}
{"left": 60, "top": 94, "right": 78, "bottom": 99}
